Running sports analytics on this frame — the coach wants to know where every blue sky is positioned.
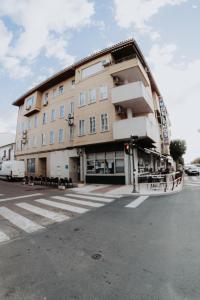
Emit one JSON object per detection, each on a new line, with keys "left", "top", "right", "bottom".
{"left": 0, "top": 0, "right": 199, "bottom": 162}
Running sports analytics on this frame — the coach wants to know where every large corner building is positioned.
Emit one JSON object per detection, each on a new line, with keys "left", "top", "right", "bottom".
{"left": 13, "top": 39, "right": 171, "bottom": 185}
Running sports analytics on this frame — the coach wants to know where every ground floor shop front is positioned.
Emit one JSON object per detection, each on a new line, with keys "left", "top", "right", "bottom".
{"left": 16, "top": 142, "right": 167, "bottom": 185}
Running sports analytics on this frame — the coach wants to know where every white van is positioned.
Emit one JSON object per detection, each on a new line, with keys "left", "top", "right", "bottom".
{"left": 0, "top": 160, "right": 25, "bottom": 180}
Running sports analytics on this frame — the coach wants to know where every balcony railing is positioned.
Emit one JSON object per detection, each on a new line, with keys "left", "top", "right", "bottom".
{"left": 113, "top": 116, "right": 159, "bottom": 142}
{"left": 111, "top": 81, "right": 153, "bottom": 114}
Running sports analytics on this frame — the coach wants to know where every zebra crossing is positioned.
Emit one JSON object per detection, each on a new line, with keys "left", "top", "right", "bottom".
{"left": 184, "top": 176, "right": 200, "bottom": 188}
{"left": 0, "top": 192, "right": 117, "bottom": 246}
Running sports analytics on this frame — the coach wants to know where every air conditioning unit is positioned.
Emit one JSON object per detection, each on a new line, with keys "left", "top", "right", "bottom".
{"left": 22, "top": 130, "right": 27, "bottom": 139}
{"left": 102, "top": 59, "right": 111, "bottom": 67}
{"left": 43, "top": 100, "right": 48, "bottom": 106}
{"left": 67, "top": 113, "right": 74, "bottom": 126}
{"left": 116, "top": 105, "right": 125, "bottom": 115}
{"left": 113, "top": 76, "right": 120, "bottom": 84}
{"left": 26, "top": 105, "right": 31, "bottom": 111}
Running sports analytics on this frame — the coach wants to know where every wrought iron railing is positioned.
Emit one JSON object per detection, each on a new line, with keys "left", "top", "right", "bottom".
{"left": 138, "top": 171, "right": 183, "bottom": 193}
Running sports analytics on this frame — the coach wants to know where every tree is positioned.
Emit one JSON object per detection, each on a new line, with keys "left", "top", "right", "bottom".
{"left": 191, "top": 157, "right": 200, "bottom": 164}
{"left": 170, "top": 139, "right": 186, "bottom": 168}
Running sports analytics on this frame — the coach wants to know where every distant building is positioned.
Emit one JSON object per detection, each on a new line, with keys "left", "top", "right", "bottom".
{"left": 0, "top": 133, "right": 15, "bottom": 162}
{"left": 13, "top": 39, "right": 171, "bottom": 184}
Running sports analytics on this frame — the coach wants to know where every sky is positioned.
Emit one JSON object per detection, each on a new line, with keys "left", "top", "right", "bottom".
{"left": 0, "top": 0, "right": 199, "bottom": 163}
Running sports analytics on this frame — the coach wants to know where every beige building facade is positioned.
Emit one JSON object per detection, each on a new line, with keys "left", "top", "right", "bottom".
{"left": 13, "top": 39, "right": 170, "bottom": 185}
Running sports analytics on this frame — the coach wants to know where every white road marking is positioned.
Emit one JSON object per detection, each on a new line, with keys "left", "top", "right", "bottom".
{"left": 184, "top": 183, "right": 200, "bottom": 187}
{"left": 0, "top": 207, "right": 44, "bottom": 233}
{"left": 16, "top": 202, "right": 69, "bottom": 223}
{"left": 65, "top": 193, "right": 114, "bottom": 203}
{"left": 0, "top": 231, "right": 10, "bottom": 243}
{"left": 35, "top": 199, "right": 89, "bottom": 214}
{"left": 0, "top": 193, "right": 43, "bottom": 203}
{"left": 52, "top": 196, "right": 104, "bottom": 208}
{"left": 78, "top": 192, "right": 122, "bottom": 198}
{"left": 125, "top": 196, "right": 149, "bottom": 208}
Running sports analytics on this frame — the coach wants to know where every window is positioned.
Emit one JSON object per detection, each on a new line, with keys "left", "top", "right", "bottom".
{"left": 58, "top": 128, "right": 64, "bottom": 143}
{"left": 115, "top": 151, "right": 124, "bottom": 173}
{"left": 79, "top": 92, "right": 86, "bottom": 107}
{"left": 79, "top": 120, "right": 85, "bottom": 136}
{"left": 43, "top": 92, "right": 48, "bottom": 105}
{"left": 27, "top": 158, "right": 35, "bottom": 173}
{"left": 69, "top": 102, "right": 74, "bottom": 114}
{"left": 19, "top": 106, "right": 23, "bottom": 116}
{"left": 87, "top": 160, "right": 95, "bottom": 174}
{"left": 60, "top": 105, "right": 65, "bottom": 118}
{"left": 28, "top": 118, "right": 32, "bottom": 129}
{"left": 52, "top": 88, "right": 57, "bottom": 98}
{"left": 51, "top": 109, "right": 56, "bottom": 122}
{"left": 34, "top": 115, "right": 38, "bottom": 128}
{"left": 115, "top": 159, "right": 125, "bottom": 173}
{"left": 32, "top": 136, "right": 37, "bottom": 148}
{"left": 43, "top": 112, "right": 47, "bottom": 124}
{"left": 41, "top": 133, "right": 47, "bottom": 146}
{"left": 100, "top": 85, "right": 108, "bottom": 100}
{"left": 26, "top": 96, "right": 35, "bottom": 107}
{"left": 58, "top": 85, "right": 64, "bottom": 95}
{"left": 50, "top": 130, "right": 55, "bottom": 144}
{"left": 71, "top": 79, "right": 75, "bottom": 87}
{"left": 89, "top": 88, "right": 96, "bottom": 103}
{"left": 86, "top": 151, "right": 125, "bottom": 175}
{"left": 89, "top": 116, "right": 96, "bottom": 134}
{"left": 101, "top": 113, "right": 108, "bottom": 132}
{"left": 82, "top": 62, "right": 103, "bottom": 79}
{"left": 69, "top": 126, "right": 74, "bottom": 141}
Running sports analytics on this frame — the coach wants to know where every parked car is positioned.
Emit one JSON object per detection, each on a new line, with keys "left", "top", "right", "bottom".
{"left": 186, "top": 167, "right": 200, "bottom": 176}
{"left": 0, "top": 160, "right": 25, "bottom": 180}
{"left": 184, "top": 164, "right": 193, "bottom": 172}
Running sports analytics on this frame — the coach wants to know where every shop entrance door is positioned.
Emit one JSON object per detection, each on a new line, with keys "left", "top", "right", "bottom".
{"left": 39, "top": 157, "right": 47, "bottom": 177}
{"left": 69, "top": 157, "right": 80, "bottom": 183}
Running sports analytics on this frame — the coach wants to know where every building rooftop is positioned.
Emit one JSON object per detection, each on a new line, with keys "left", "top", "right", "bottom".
{"left": 0, "top": 132, "right": 15, "bottom": 147}
{"left": 12, "top": 38, "right": 161, "bottom": 107}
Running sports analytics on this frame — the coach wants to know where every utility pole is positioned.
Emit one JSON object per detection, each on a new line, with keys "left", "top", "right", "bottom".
{"left": 124, "top": 136, "right": 139, "bottom": 192}
{"left": 130, "top": 135, "right": 138, "bottom": 193}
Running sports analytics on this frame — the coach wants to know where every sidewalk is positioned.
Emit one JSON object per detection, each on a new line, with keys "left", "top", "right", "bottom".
{"left": 71, "top": 181, "right": 183, "bottom": 197}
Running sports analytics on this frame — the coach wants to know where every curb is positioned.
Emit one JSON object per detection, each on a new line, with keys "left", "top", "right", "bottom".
{"left": 119, "top": 185, "right": 183, "bottom": 197}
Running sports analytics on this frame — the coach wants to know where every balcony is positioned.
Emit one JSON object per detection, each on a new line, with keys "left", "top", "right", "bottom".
{"left": 111, "top": 81, "right": 153, "bottom": 114}
{"left": 24, "top": 91, "right": 42, "bottom": 117}
{"left": 110, "top": 57, "right": 150, "bottom": 87}
{"left": 113, "top": 116, "right": 159, "bottom": 143}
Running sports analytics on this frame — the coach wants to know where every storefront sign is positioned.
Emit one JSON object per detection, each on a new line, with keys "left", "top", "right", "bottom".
{"left": 159, "top": 99, "right": 169, "bottom": 145}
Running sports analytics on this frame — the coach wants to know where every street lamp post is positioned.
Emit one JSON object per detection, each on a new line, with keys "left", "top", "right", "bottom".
{"left": 130, "top": 135, "right": 138, "bottom": 193}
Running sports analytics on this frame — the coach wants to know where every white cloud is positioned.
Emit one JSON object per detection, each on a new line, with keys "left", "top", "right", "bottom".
{"left": 0, "top": 20, "right": 31, "bottom": 78}
{"left": 0, "top": 111, "right": 18, "bottom": 133}
{"left": 147, "top": 43, "right": 200, "bottom": 162}
{"left": 45, "top": 35, "right": 75, "bottom": 66}
{"left": 0, "top": 0, "right": 94, "bottom": 78}
{"left": 114, "top": 0, "right": 187, "bottom": 39}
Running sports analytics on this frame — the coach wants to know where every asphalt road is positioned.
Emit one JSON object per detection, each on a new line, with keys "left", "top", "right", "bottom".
{"left": 0, "top": 177, "right": 200, "bottom": 300}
